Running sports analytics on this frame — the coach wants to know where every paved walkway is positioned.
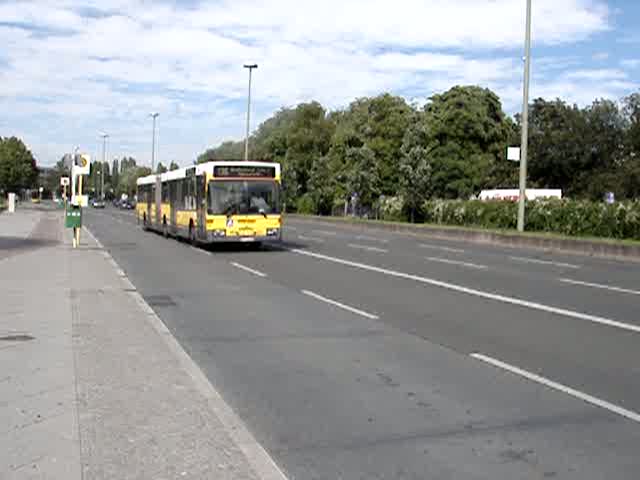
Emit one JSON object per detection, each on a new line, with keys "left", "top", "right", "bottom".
{"left": 0, "top": 206, "right": 275, "bottom": 479}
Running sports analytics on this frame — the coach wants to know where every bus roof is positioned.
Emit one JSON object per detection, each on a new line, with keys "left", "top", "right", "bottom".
{"left": 136, "top": 161, "right": 281, "bottom": 186}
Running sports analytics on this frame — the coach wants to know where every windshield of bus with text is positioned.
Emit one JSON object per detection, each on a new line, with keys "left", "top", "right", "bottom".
{"left": 208, "top": 180, "right": 280, "bottom": 216}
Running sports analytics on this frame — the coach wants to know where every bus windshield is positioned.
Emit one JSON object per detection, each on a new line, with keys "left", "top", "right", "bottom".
{"left": 208, "top": 180, "right": 280, "bottom": 215}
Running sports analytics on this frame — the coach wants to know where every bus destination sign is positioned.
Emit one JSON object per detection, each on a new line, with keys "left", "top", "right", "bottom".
{"left": 214, "top": 165, "right": 276, "bottom": 178}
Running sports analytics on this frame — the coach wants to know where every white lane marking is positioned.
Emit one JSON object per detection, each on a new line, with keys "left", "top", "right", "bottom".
{"left": 347, "top": 243, "right": 389, "bottom": 253}
{"left": 302, "top": 290, "right": 379, "bottom": 319}
{"left": 230, "top": 262, "right": 267, "bottom": 278}
{"left": 82, "top": 226, "right": 104, "bottom": 249}
{"left": 311, "top": 229, "right": 338, "bottom": 236}
{"left": 292, "top": 249, "right": 640, "bottom": 334}
{"left": 190, "top": 246, "right": 212, "bottom": 255}
{"left": 559, "top": 278, "right": 640, "bottom": 296}
{"left": 298, "top": 235, "right": 325, "bottom": 243}
{"left": 471, "top": 353, "right": 640, "bottom": 423}
{"left": 509, "top": 256, "right": 581, "bottom": 269}
{"left": 355, "top": 234, "right": 389, "bottom": 244}
{"left": 286, "top": 226, "right": 298, "bottom": 231}
{"left": 419, "top": 243, "right": 465, "bottom": 254}
{"left": 425, "top": 257, "right": 488, "bottom": 270}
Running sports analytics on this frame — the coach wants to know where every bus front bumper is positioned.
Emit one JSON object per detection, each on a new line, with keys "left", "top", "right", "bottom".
{"left": 205, "top": 230, "right": 282, "bottom": 243}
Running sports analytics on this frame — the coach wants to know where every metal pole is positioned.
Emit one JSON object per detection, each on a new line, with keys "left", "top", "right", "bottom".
{"left": 150, "top": 113, "right": 159, "bottom": 172}
{"left": 101, "top": 134, "right": 108, "bottom": 200}
{"left": 243, "top": 64, "right": 258, "bottom": 161}
{"left": 517, "top": 0, "right": 532, "bottom": 232}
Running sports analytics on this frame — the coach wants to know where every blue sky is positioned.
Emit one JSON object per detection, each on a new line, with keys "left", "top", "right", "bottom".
{"left": 0, "top": 0, "right": 638, "bottom": 167}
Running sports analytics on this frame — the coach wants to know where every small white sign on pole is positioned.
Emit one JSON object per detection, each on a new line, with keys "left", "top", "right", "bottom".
{"left": 8, "top": 193, "right": 16, "bottom": 213}
{"left": 60, "top": 177, "right": 70, "bottom": 186}
{"left": 507, "top": 147, "right": 521, "bottom": 162}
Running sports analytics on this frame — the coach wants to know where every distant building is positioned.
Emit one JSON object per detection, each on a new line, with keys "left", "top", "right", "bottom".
{"left": 478, "top": 189, "right": 562, "bottom": 201}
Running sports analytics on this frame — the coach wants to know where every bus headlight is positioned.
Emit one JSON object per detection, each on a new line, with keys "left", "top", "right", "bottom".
{"left": 266, "top": 228, "right": 280, "bottom": 237}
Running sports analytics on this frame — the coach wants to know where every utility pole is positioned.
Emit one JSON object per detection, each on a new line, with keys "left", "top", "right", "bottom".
{"left": 150, "top": 113, "right": 159, "bottom": 172}
{"left": 517, "top": 0, "right": 532, "bottom": 232}
{"left": 243, "top": 64, "right": 258, "bottom": 161}
{"left": 100, "top": 133, "right": 108, "bottom": 200}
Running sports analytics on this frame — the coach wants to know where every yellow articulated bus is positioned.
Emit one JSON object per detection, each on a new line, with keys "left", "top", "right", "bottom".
{"left": 136, "top": 161, "right": 282, "bottom": 244}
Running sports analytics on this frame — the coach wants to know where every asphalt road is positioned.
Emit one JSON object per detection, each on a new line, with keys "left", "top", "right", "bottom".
{"left": 85, "top": 207, "right": 640, "bottom": 480}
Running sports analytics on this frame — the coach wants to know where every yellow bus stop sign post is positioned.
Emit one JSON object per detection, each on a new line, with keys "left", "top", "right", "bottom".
{"left": 69, "top": 154, "right": 90, "bottom": 248}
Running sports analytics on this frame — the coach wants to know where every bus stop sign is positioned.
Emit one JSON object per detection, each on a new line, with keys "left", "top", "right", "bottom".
{"left": 65, "top": 205, "right": 82, "bottom": 228}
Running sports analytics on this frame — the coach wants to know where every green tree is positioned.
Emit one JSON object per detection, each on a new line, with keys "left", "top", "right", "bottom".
{"left": 198, "top": 141, "right": 244, "bottom": 162}
{"left": 43, "top": 157, "right": 70, "bottom": 197}
{"left": 120, "top": 156, "right": 137, "bottom": 173}
{"left": 283, "top": 102, "right": 335, "bottom": 201}
{"left": 345, "top": 145, "right": 379, "bottom": 211}
{"left": 156, "top": 162, "right": 167, "bottom": 173}
{"left": 623, "top": 93, "right": 640, "bottom": 156}
{"left": 399, "top": 115, "right": 433, "bottom": 222}
{"left": 169, "top": 161, "right": 180, "bottom": 171}
{"left": 327, "top": 94, "right": 413, "bottom": 197}
{"left": 117, "top": 166, "right": 151, "bottom": 197}
{"left": 111, "top": 158, "right": 119, "bottom": 190}
{"left": 422, "top": 86, "right": 511, "bottom": 199}
{"left": 308, "top": 155, "right": 334, "bottom": 215}
{"left": 485, "top": 116, "right": 520, "bottom": 189}
{"left": 0, "top": 136, "right": 38, "bottom": 193}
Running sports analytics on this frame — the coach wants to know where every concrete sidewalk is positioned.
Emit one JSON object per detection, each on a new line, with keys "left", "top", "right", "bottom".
{"left": 1, "top": 208, "right": 283, "bottom": 479}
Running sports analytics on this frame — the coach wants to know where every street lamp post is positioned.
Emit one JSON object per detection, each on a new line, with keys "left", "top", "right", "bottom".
{"left": 243, "top": 64, "right": 258, "bottom": 161}
{"left": 517, "top": 0, "right": 532, "bottom": 232}
{"left": 150, "top": 113, "right": 159, "bottom": 172}
{"left": 100, "top": 133, "right": 108, "bottom": 200}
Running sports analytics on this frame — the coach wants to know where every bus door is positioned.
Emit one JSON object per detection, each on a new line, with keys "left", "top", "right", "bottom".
{"left": 169, "top": 181, "right": 177, "bottom": 233}
{"left": 196, "top": 174, "right": 206, "bottom": 239}
{"left": 155, "top": 175, "right": 162, "bottom": 227}
{"left": 146, "top": 185, "right": 153, "bottom": 225}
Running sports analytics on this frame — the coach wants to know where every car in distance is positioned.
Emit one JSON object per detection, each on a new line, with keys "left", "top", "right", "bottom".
{"left": 91, "top": 199, "right": 106, "bottom": 208}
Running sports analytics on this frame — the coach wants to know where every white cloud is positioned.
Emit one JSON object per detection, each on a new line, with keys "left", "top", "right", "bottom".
{"left": 565, "top": 69, "right": 628, "bottom": 81}
{"left": 0, "top": 0, "right": 620, "bottom": 165}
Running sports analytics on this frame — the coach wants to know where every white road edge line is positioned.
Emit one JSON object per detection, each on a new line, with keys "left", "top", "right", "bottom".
{"left": 291, "top": 249, "right": 640, "bottom": 334}
{"left": 87, "top": 226, "right": 289, "bottom": 480}
{"left": 347, "top": 243, "right": 389, "bottom": 253}
{"left": 509, "top": 256, "right": 581, "bottom": 269}
{"left": 302, "top": 290, "right": 379, "bottom": 319}
{"left": 190, "top": 245, "right": 212, "bottom": 255}
{"left": 230, "top": 262, "right": 267, "bottom": 278}
{"left": 471, "top": 353, "right": 640, "bottom": 423}
{"left": 425, "top": 257, "right": 487, "bottom": 270}
{"left": 298, "top": 235, "right": 325, "bottom": 243}
{"left": 82, "top": 226, "right": 104, "bottom": 249}
{"left": 559, "top": 278, "right": 640, "bottom": 296}
{"left": 419, "top": 243, "right": 465, "bottom": 254}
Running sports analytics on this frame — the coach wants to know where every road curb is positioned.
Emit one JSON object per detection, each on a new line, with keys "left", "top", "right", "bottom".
{"left": 287, "top": 215, "right": 640, "bottom": 261}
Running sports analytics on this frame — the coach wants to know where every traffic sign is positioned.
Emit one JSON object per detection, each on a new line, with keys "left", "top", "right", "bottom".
{"left": 60, "top": 177, "right": 70, "bottom": 186}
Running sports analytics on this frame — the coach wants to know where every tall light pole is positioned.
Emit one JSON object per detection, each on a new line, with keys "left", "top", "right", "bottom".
{"left": 150, "top": 112, "right": 159, "bottom": 172}
{"left": 243, "top": 64, "right": 258, "bottom": 161}
{"left": 100, "top": 133, "right": 108, "bottom": 200}
{"left": 517, "top": 0, "right": 532, "bottom": 232}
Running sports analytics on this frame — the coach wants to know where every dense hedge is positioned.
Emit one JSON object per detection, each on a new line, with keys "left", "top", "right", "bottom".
{"left": 421, "top": 199, "right": 640, "bottom": 240}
